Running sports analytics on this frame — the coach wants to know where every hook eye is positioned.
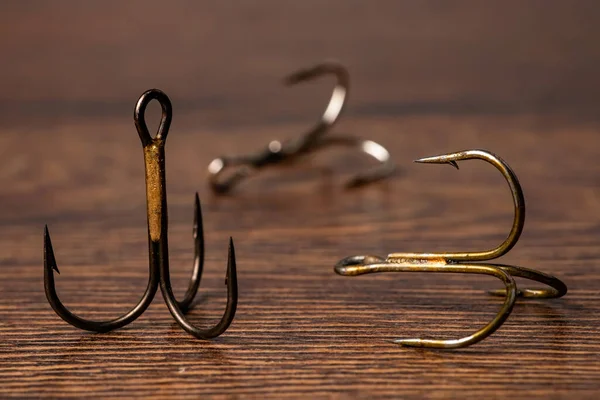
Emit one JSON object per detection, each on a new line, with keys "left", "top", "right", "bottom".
{"left": 134, "top": 89, "right": 173, "bottom": 147}
{"left": 334, "top": 255, "right": 386, "bottom": 275}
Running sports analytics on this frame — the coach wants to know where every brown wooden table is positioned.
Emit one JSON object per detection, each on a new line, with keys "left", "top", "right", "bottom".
{"left": 1, "top": 2, "right": 599, "bottom": 398}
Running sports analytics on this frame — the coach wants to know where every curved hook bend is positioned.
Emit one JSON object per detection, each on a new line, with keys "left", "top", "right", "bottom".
{"left": 487, "top": 264, "right": 567, "bottom": 299}
{"left": 44, "top": 194, "right": 206, "bottom": 331}
{"left": 207, "top": 60, "right": 394, "bottom": 194}
{"left": 407, "top": 149, "right": 566, "bottom": 298}
{"left": 161, "top": 237, "right": 238, "bottom": 339}
{"left": 334, "top": 255, "right": 517, "bottom": 349}
{"left": 44, "top": 225, "right": 159, "bottom": 333}
{"left": 282, "top": 60, "right": 349, "bottom": 152}
{"left": 409, "top": 149, "right": 525, "bottom": 261}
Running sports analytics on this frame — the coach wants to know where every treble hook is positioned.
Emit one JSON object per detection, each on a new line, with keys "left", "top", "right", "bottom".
{"left": 44, "top": 89, "right": 237, "bottom": 339}
{"left": 207, "top": 61, "right": 395, "bottom": 194}
{"left": 335, "top": 150, "right": 566, "bottom": 349}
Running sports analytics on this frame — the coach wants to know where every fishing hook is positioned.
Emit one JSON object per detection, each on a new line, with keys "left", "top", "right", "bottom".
{"left": 334, "top": 149, "right": 567, "bottom": 349}
{"left": 207, "top": 61, "right": 395, "bottom": 194}
{"left": 44, "top": 89, "right": 237, "bottom": 339}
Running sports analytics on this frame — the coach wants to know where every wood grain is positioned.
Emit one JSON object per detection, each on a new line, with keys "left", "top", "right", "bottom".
{"left": 1, "top": 1, "right": 599, "bottom": 398}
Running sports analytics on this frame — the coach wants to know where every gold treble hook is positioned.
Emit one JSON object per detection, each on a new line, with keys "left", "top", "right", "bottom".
{"left": 335, "top": 149, "right": 567, "bottom": 349}
{"left": 207, "top": 60, "right": 395, "bottom": 194}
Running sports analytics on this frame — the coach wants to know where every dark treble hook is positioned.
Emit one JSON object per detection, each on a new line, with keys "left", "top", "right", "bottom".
{"left": 335, "top": 150, "right": 567, "bottom": 349}
{"left": 207, "top": 60, "right": 395, "bottom": 194}
{"left": 44, "top": 89, "right": 238, "bottom": 339}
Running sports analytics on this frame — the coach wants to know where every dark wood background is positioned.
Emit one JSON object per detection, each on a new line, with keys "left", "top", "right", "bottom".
{"left": 1, "top": 1, "right": 599, "bottom": 398}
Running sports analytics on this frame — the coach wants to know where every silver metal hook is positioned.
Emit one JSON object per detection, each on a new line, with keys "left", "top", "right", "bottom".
{"left": 207, "top": 61, "right": 395, "bottom": 194}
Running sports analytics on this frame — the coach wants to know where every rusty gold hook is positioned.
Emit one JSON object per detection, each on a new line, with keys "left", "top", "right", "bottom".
{"left": 334, "top": 149, "right": 567, "bottom": 349}
{"left": 336, "top": 255, "right": 517, "bottom": 349}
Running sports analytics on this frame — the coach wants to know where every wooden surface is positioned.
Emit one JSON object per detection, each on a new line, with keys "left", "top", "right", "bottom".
{"left": 1, "top": 1, "right": 600, "bottom": 398}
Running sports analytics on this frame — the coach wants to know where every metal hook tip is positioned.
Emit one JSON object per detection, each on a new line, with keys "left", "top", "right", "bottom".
{"left": 393, "top": 338, "right": 425, "bottom": 347}
{"left": 414, "top": 157, "right": 459, "bottom": 170}
{"left": 282, "top": 72, "right": 304, "bottom": 86}
{"left": 282, "top": 66, "right": 319, "bottom": 86}
{"left": 193, "top": 192, "right": 203, "bottom": 239}
{"left": 226, "top": 237, "right": 236, "bottom": 285}
{"left": 283, "top": 60, "right": 345, "bottom": 86}
{"left": 43, "top": 225, "right": 60, "bottom": 274}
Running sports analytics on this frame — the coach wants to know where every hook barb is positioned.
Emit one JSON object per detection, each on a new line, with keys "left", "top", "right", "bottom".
{"left": 44, "top": 225, "right": 59, "bottom": 274}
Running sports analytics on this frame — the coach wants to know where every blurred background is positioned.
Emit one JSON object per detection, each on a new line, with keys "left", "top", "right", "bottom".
{"left": 2, "top": 0, "right": 600, "bottom": 130}
{"left": 2, "top": 0, "right": 600, "bottom": 282}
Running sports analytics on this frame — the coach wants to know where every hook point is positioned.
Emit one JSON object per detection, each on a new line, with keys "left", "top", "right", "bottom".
{"left": 283, "top": 67, "right": 313, "bottom": 86}
{"left": 282, "top": 73, "right": 301, "bottom": 86}
{"left": 193, "top": 192, "right": 203, "bottom": 239}
{"left": 194, "top": 192, "right": 202, "bottom": 216}
{"left": 414, "top": 157, "right": 459, "bottom": 170}
{"left": 226, "top": 237, "right": 236, "bottom": 285}
{"left": 393, "top": 338, "right": 422, "bottom": 347}
{"left": 44, "top": 225, "right": 60, "bottom": 274}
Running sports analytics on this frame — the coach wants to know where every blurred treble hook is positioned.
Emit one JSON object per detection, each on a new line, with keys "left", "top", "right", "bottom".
{"left": 44, "top": 89, "right": 237, "bottom": 339}
{"left": 335, "top": 150, "right": 567, "bottom": 349}
{"left": 207, "top": 60, "right": 395, "bottom": 194}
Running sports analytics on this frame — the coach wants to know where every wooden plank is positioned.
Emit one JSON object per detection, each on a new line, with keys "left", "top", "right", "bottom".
{"left": 0, "top": 1, "right": 599, "bottom": 398}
